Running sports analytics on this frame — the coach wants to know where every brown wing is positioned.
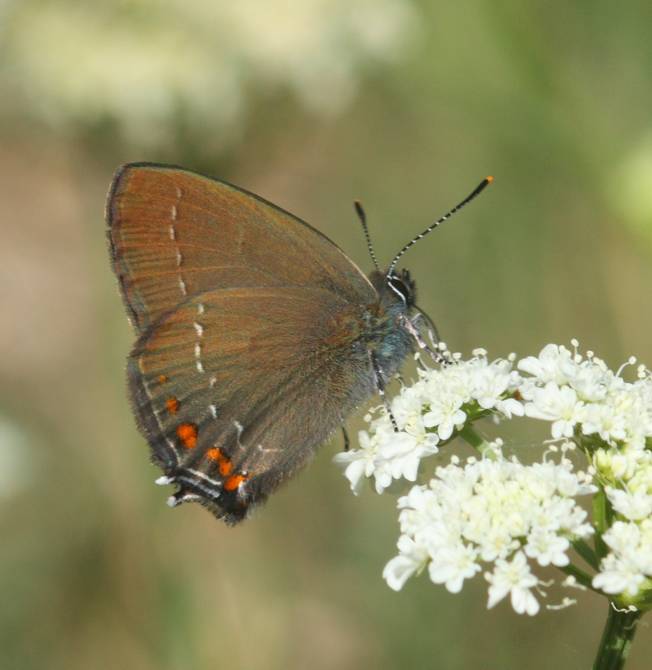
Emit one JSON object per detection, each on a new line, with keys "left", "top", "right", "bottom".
{"left": 128, "top": 286, "right": 374, "bottom": 524}
{"left": 107, "top": 162, "right": 375, "bottom": 334}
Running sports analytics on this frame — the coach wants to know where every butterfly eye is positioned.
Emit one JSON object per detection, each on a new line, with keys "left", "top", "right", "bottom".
{"left": 387, "top": 273, "right": 414, "bottom": 306}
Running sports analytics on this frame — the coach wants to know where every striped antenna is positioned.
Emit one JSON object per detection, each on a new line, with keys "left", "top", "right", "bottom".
{"left": 387, "top": 176, "right": 494, "bottom": 276}
{"left": 354, "top": 200, "right": 380, "bottom": 271}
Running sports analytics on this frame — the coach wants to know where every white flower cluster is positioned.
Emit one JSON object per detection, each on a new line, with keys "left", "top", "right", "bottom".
{"left": 334, "top": 350, "right": 522, "bottom": 494}
{"left": 520, "top": 344, "right": 652, "bottom": 602}
{"left": 591, "top": 447, "right": 652, "bottom": 598}
{"left": 335, "top": 343, "right": 652, "bottom": 615}
{"left": 593, "top": 520, "right": 652, "bottom": 597}
{"left": 518, "top": 343, "right": 652, "bottom": 448}
{"left": 383, "top": 452, "right": 594, "bottom": 615}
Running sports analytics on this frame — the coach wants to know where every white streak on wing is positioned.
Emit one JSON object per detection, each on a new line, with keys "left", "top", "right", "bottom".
{"left": 187, "top": 469, "right": 222, "bottom": 486}
{"left": 183, "top": 468, "right": 222, "bottom": 487}
{"left": 195, "top": 341, "right": 205, "bottom": 373}
{"left": 193, "top": 315, "right": 205, "bottom": 372}
{"left": 234, "top": 420, "right": 245, "bottom": 451}
{"left": 171, "top": 188, "right": 186, "bottom": 297}
{"left": 257, "top": 443, "right": 280, "bottom": 454}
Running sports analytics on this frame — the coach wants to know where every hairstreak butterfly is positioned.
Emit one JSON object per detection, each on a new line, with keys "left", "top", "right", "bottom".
{"left": 106, "top": 163, "right": 491, "bottom": 524}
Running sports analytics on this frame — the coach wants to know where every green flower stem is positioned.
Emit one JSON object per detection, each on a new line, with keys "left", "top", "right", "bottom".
{"left": 458, "top": 424, "right": 494, "bottom": 457}
{"left": 593, "top": 488, "right": 609, "bottom": 560}
{"left": 593, "top": 605, "right": 642, "bottom": 670}
{"left": 573, "top": 538, "right": 600, "bottom": 571}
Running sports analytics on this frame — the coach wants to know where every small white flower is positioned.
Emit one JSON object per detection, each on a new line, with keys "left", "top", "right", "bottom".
{"left": 592, "top": 555, "right": 646, "bottom": 596}
{"left": 423, "top": 402, "right": 467, "bottom": 440}
{"left": 496, "top": 396, "right": 525, "bottom": 419}
{"left": 580, "top": 402, "right": 628, "bottom": 444}
{"left": 524, "top": 382, "right": 582, "bottom": 439}
{"left": 593, "top": 521, "right": 652, "bottom": 597}
{"left": 524, "top": 528, "right": 570, "bottom": 567}
{"left": 470, "top": 359, "right": 522, "bottom": 414}
{"left": 383, "top": 534, "right": 429, "bottom": 591}
{"left": 428, "top": 543, "right": 481, "bottom": 593}
{"left": 333, "top": 430, "right": 378, "bottom": 494}
{"left": 605, "top": 486, "right": 652, "bottom": 521}
{"left": 376, "top": 429, "right": 439, "bottom": 485}
{"left": 518, "top": 344, "right": 577, "bottom": 385}
{"left": 486, "top": 551, "right": 540, "bottom": 616}
{"left": 570, "top": 362, "right": 611, "bottom": 402}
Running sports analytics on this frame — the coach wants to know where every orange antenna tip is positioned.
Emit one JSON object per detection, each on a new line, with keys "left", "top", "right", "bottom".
{"left": 486, "top": 175, "right": 494, "bottom": 183}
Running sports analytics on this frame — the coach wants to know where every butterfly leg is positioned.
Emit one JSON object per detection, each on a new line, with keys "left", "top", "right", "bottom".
{"left": 400, "top": 313, "right": 449, "bottom": 366}
{"left": 414, "top": 305, "right": 441, "bottom": 346}
{"left": 370, "top": 351, "right": 399, "bottom": 432}
{"left": 341, "top": 427, "right": 350, "bottom": 451}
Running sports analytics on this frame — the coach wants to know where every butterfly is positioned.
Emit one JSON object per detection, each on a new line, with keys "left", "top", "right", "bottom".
{"left": 106, "top": 163, "right": 491, "bottom": 524}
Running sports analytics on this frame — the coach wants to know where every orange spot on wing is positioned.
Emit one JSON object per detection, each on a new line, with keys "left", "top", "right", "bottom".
{"left": 176, "top": 422, "right": 198, "bottom": 449}
{"left": 206, "top": 447, "right": 222, "bottom": 461}
{"left": 205, "top": 447, "right": 233, "bottom": 475}
{"left": 218, "top": 459, "right": 233, "bottom": 477}
{"left": 166, "top": 397, "right": 180, "bottom": 414}
{"left": 224, "top": 473, "right": 248, "bottom": 492}
{"left": 158, "top": 375, "right": 168, "bottom": 384}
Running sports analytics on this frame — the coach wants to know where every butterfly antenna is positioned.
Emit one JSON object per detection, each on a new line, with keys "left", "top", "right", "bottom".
{"left": 387, "top": 176, "right": 494, "bottom": 277}
{"left": 354, "top": 200, "right": 380, "bottom": 272}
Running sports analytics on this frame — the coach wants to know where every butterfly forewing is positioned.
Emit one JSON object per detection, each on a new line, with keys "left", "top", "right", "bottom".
{"left": 107, "top": 163, "right": 375, "bottom": 333}
{"left": 129, "top": 287, "right": 374, "bottom": 523}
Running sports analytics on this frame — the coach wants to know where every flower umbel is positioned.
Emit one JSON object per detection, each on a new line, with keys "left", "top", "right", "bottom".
{"left": 384, "top": 450, "right": 594, "bottom": 615}
{"left": 334, "top": 342, "right": 652, "bottom": 619}
{"left": 335, "top": 350, "right": 523, "bottom": 495}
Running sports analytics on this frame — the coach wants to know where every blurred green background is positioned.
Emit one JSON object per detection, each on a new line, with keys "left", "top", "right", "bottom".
{"left": 1, "top": 1, "right": 652, "bottom": 668}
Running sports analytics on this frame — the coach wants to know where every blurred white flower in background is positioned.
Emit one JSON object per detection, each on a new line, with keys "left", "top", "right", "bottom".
{"left": 0, "top": 0, "right": 419, "bottom": 148}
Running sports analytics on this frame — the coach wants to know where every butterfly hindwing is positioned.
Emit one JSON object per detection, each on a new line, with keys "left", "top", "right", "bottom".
{"left": 128, "top": 286, "right": 375, "bottom": 523}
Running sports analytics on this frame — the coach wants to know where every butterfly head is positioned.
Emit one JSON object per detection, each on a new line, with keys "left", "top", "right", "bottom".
{"left": 368, "top": 268, "right": 417, "bottom": 312}
{"left": 386, "top": 268, "right": 416, "bottom": 308}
